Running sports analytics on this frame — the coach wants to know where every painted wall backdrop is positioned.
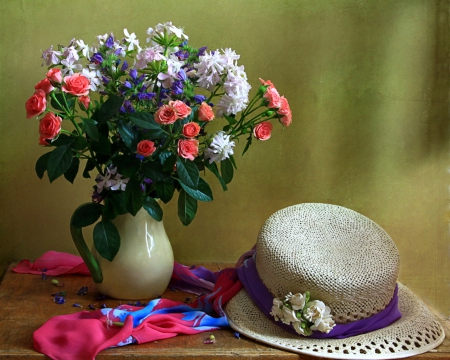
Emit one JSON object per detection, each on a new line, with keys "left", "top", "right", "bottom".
{"left": 0, "top": 0, "right": 449, "bottom": 316}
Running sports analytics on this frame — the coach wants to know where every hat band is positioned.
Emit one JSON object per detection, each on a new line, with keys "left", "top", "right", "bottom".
{"left": 237, "top": 253, "right": 402, "bottom": 339}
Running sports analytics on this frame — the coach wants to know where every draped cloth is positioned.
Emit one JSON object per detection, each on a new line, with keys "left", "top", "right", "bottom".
{"left": 13, "top": 252, "right": 242, "bottom": 360}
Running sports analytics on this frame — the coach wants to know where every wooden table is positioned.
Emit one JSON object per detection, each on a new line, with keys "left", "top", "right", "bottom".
{"left": 0, "top": 262, "right": 449, "bottom": 359}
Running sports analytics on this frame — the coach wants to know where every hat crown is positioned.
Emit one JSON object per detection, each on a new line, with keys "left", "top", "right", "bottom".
{"left": 256, "top": 203, "right": 399, "bottom": 324}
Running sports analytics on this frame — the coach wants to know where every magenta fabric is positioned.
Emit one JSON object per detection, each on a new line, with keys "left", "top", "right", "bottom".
{"left": 12, "top": 251, "right": 90, "bottom": 276}
{"left": 33, "top": 265, "right": 242, "bottom": 360}
{"left": 237, "top": 253, "right": 402, "bottom": 339}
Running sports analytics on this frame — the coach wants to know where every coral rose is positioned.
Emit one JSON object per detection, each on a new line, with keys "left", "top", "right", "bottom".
{"left": 155, "top": 104, "right": 178, "bottom": 125}
{"left": 25, "top": 89, "right": 47, "bottom": 119}
{"left": 39, "top": 112, "right": 62, "bottom": 141}
{"left": 263, "top": 87, "right": 282, "bottom": 109}
{"left": 169, "top": 100, "right": 192, "bottom": 119}
{"left": 34, "top": 78, "right": 54, "bottom": 95}
{"left": 253, "top": 122, "right": 273, "bottom": 141}
{"left": 277, "top": 96, "right": 292, "bottom": 127}
{"left": 259, "top": 78, "right": 275, "bottom": 89}
{"left": 137, "top": 140, "right": 157, "bottom": 157}
{"left": 46, "top": 68, "right": 62, "bottom": 83}
{"left": 178, "top": 139, "right": 199, "bottom": 161}
{"left": 62, "top": 73, "right": 90, "bottom": 96}
{"left": 198, "top": 102, "right": 214, "bottom": 121}
{"left": 79, "top": 96, "right": 90, "bottom": 110}
{"left": 182, "top": 122, "right": 201, "bottom": 138}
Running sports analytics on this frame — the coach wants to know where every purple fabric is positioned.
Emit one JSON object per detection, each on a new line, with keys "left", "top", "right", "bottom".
{"left": 237, "top": 253, "right": 402, "bottom": 339}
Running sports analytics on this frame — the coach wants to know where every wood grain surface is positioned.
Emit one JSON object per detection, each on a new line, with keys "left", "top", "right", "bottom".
{"left": 0, "top": 263, "right": 448, "bottom": 359}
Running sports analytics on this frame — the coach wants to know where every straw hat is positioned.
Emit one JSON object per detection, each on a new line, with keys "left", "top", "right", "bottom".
{"left": 225, "top": 203, "right": 445, "bottom": 359}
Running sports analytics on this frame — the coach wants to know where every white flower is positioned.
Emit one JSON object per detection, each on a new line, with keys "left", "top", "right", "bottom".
{"left": 157, "top": 58, "right": 183, "bottom": 88}
{"left": 109, "top": 175, "right": 129, "bottom": 191}
{"left": 304, "top": 300, "right": 326, "bottom": 322}
{"left": 146, "top": 22, "right": 188, "bottom": 44}
{"left": 221, "top": 48, "right": 240, "bottom": 66}
{"left": 282, "top": 307, "right": 299, "bottom": 325}
{"left": 204, "top": 131, "right": 235, "bottom": 164}
{"left": 216, "top": 92, "right": 249, "bottom": 117}
{"left": 270, "top": 298, "right": 284, "bottom": 321}
{"left": 61, "top": 58, "right": 82, "bottom": 75}
{"left": 311, "top": 311, "right": 335, "bottom": 334}
{"left": 41, "top": 46, "right": 61, "bottom": 66}
{"left": 194, "top": 50, "right": 228, "bottom": 90}
{"left": 81, "top": 67, "right": 102, "bottom": 92}
{"left": 135, "top": 46, "right": 166, "bottom": 69}
{"left": 289, "top": 293, "right": 306, "bottom": 310}
{"left": 123, "top": 28, "right": 141, "bottom": 52}
{"left": 63, "top": 45, "right": 80, "bottom": 62}
{"left": 76, "top": 39, "right": 90, "bottom": 58}
{"left": 96, "top": 33, "right": 108, "bottom": 46}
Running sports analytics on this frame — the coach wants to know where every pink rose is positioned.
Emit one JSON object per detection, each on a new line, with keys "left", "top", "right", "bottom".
{"left": 277, "top": 96, "right": 292, "bottom": 127}
{"left": 137, "top": 140, "right": 157, "bottom": 157}
{"left": 169, "top": 100, "right": 192, "bottom": 119}
{"left": 79, "top": 95, "right": 90, "bottom": 110}
{"left": 259, "top": 78, "right": 275, "bottom": 89}
{"left": 182, "top": 122, "right": 201, "bottom": 138}
{"left": 39, "top": 137, "right": 50, "bottom": 146}
{"left": 25, "top": 89, "right": 47, "bottom": 119}
{"left": 263, "top": 87, "right": 282, "bottom": 109}
{"left": 253, "top": 122, "right": 273, "bottom": 141}
{"left": 178, "top": 139, "right": 199, "bottom": 161}
{"left": 62, "top": 73, "right": 90, "bottom": 96}
{"left": 46, "top": 68, "right": 62, "bottom": 83}
{"left": 39, "top": 112, "right": 62, "bottom": 140}
{"left": 197, "top": 102, "right": 215, "bottom": 122}
{"left": 34, "top": 78, "right": 54, "bottom": 95}
{"left": 155, "top": 104, "right": 178, "bottom": 125}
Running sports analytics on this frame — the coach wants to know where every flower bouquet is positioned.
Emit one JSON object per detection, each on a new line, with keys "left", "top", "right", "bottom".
{"left": 25, "top": 22, "right": 292, "bottom": 281}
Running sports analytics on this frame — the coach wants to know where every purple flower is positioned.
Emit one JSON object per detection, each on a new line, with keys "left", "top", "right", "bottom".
{"left": 54, "top": 296, "right": 65, "bottom": 305}
{"left": 129, "top": 68, "right": 137, "bottom": 80}
{"left": 193, "top": 94, "right": 206, "bottom": 104}
{"left": 171, "top": 80, "right": 184, "bottom": 95}
{"left": 174, "top": 49, "right": 189, "bottom": 60}
{"left": 123, "top": 81, "right": 132, "bottom": 89}
{"left": 90, "top": 53, "right": 103, "bottom": 64}
{"left": 197, "top": 46, "right": 207, "bottom": 56}
{"left": 120, "top": 100, "right": 136, "bottom": 114}
{"left": 177, "top": 69, "right": 187, "bottom": 81}
{"left": 121, "top": 60, "right": 129, "bottom": 71}
{"left": 136, "top": 92, "right": 156, "bottom": 101}
{"left": 114, "top": 47, "right": 123, "bottom": 55}
{"left": 101, "top": 75, "right": 110, "bottom": 84}
{"left": 105, "top": 36, "right": 114, "bottom": 48}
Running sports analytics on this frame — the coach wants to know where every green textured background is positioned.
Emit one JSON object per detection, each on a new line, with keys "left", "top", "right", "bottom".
{"left": 0, "top": 0, "right": 449, "bottom": 316}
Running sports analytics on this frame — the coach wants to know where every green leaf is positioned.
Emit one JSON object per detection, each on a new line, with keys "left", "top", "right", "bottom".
{"left": 220, "top": 158, "right": 234, "bottom": 184}
{"left": 83, "top": 159, "right": 96, "bottom": 178}
{"left": 35, "top": 152, "right": 51, "bottom": 179}
{"left": 142, "top": 160, "right": 170, "bottom": 182}
{"left": 72, "top": 136, "right": 88, "bottom": 151}
{"left": 103, "top": 192, "right": 128, "bottom": 221}
{"left": 91, "top": 95, "right": 124, "bottom": 123}
{"left": 50, "top": 93, "right": 75, "bottom": 112}
{"left": 161, "top": 153, "right": 177, "bottom": 172}
{"left": 124, "top": 176, "right": 143, "bottom": 216}
{"left": 93, "top": 220, "right": 120, "bottom": 262}
{"left": 91, "top": 133, "right": 111, "bottom": 156}
{"left": 177, "top": 190, "right": 197, "bottom": 226}
{"left": 71, "top": 202, "right": 104, "bottom": 228}
{"left": 176, "top": 157, "right": 199, "bottom": 189}
{"left": 229, "top": 154, "right": 237, "bottom": 169}
{"left": 204, "top": 161, "right": 227, "bottom": 191}
{"left": 64, "top": 157, "right": 79, "bottom": 184}
{"left": 47, "top": 143, "right": 73, "bottom": 183}
{"left": 155, "top": 180, "right": 175, "bottom": 203}
{"left": 117, "top": 120, "right": 138, "bottom": 152}
{"left": 51, "top": 133, "right": 74, "bottom": 146}
{"left": 143, "top": 196, "right": 163, "bottom": 221}
{"left": 224, "top": 115, "right": 237, "bottom": 125}
{"left": 81, "top": 118, "right": 99, "bottom": 141}
{"left": 129, "top": 112, "right": 165, "bottom": 138}
{"left": 178, "top": 177, "right": 213, "bottom": 202}
{"left": 242, "top": 135, "right": 252, "bottom": 156}
{"left": 113, "top": 155, "right": 140, "bottom": 178}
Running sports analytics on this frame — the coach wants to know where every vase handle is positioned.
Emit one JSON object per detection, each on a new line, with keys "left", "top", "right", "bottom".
{"left": 70, "top": 225, "right": 103, "bottom": 283}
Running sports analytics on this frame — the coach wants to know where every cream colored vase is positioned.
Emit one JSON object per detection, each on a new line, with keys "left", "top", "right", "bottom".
{"left": 93, "top": 209, "right": 174, "bottom": 300}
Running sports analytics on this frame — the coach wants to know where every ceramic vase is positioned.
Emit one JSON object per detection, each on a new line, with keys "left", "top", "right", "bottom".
{"left": 92, "top": 209, "right": 174, "bottom": 300}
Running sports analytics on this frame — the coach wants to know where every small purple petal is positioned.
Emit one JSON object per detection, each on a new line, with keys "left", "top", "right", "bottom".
{"left": 77, "top": 286, "right": 88, "bottom": 296}
{"left": 121, "top": 60, "right": 129, "bottom": 71}
{"left": 129, "top": 69, "right": 137, "bottom": 80}
{"left": 88, "top": 304, "right": 96, "bottom": 310}
{"left": 105, "top": 36, "right": 114, "bottom": 48}
{"left": 54, "top": 296, "right": 65, "bottom": 304}
{"left": 72, "top": 303, "right": 83, "bottom": 308}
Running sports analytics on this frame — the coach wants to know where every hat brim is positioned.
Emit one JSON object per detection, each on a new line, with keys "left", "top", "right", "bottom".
{"left": 225, "top": 283, "right": 445, "bottom": 359}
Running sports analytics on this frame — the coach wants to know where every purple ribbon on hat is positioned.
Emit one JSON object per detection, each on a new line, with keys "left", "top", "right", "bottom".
{"left": 237, "top": 253, "right": 402, "bottom": 339}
